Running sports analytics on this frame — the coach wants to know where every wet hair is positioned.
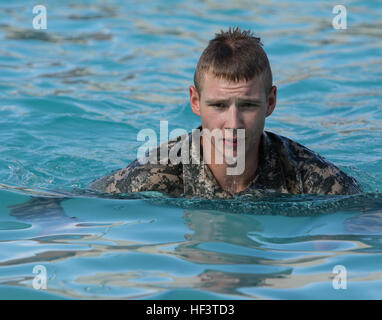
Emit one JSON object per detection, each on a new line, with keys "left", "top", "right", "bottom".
{"left": 194, "top": 27, "right": 273, "bottom": 96}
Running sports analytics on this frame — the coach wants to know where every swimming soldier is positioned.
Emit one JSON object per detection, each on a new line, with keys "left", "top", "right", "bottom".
{"left": 88, "top": 27, "right": 362, "bottom": 199}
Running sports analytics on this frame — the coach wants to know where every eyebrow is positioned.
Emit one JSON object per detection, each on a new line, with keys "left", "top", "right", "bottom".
{"left": 237, "top": 98, "right": 262, "bottom": 104}
{"left": 205, "top": 99, "right": 230, "bottom": 104}
{"left": 205, "top": 98, "right": 262, "bottom": 104}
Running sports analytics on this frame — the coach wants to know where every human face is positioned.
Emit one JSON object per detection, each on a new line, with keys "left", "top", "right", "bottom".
{"left": 189, "top": 71, "right": 277, "bottom": 162}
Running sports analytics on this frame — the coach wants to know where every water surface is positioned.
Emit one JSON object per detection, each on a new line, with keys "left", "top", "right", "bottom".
{"left": 0, "top": 0, "right": 381, "bottom": 299}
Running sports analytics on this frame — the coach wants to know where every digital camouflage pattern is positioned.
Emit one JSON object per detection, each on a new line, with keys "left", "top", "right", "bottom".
{"left": 88, "top": 129, "right": 362, "bottom": 198}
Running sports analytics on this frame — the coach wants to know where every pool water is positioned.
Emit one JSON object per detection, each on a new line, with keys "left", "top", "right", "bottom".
{"left": 0, "top": 0, "right": 381, "bottom": 299}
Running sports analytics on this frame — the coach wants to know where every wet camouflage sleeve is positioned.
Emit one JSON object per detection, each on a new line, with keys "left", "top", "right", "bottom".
{"left": 87, "top": 158, "right": 184, "bottom": 196}
{"left": 300, "top": 158, "right": 362, "bottom": 195}
{"left": 88, "top": 134, "right": 189, "bottom": 196}
{"left": 258, "top": 131, "right": 362, "bottom": 196}
{"left": 283, "top": 136, "right": 362, "bottom": 195}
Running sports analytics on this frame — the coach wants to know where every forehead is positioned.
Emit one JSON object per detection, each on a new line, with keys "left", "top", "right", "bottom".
{"left": 201, "top": 71, "right": 264, "bottom": 99}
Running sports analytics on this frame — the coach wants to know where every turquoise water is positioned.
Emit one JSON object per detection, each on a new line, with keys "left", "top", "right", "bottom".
{"left": 0, "top": 0, "right": 381, "bottom": 299}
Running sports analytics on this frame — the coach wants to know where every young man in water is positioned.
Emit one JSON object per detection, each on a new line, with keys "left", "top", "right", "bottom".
{"left": 88, "top": 27, "right": 361, "bottom": 198}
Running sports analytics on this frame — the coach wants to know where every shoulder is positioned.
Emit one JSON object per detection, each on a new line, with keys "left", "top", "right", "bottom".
{"left": 87, "top": 138, "right": 185, "bottom": 196}
{"left": 88, "top": 132, "right": 191, "bottom": 196}
{"left": 265, "top": 131, "right": 320, "bottom": 163}
{"left": 265, "top": 131, "right": 362, "bottom": 195}
{"left": 88, "top": 160, "right": 183, "bottom": 195}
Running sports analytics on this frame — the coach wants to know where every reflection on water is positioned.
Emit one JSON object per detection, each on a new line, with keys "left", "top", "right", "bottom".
{"left": 0, "top": 192, "right": 380, "bottom": 299}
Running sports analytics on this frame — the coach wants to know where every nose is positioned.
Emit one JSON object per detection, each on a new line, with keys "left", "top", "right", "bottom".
{"left": 224, "top": 104, "right": 243, "bottom": 130}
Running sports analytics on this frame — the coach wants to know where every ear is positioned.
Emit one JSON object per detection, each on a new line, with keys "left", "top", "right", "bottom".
{"left": 189, "top": 85, "right": 201, "bottom": 116}
{"left": 266, "top": 85, "right": 277, "bottom": 117}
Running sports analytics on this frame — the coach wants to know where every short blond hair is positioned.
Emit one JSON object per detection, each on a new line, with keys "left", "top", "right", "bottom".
{"left": 194, "top": 27, "right": 273, "bottom": 96}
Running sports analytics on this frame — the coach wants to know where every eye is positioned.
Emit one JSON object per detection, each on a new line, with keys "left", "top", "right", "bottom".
{"left": 211, "top": 103, "right": 226, "bottom": 108}
{"left": 240, "top": 103, "right": 258, "bottom": 109}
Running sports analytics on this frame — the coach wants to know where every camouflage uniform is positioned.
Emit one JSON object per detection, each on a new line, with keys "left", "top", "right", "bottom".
{"left": 88, "top": 129, "right": 362, "bottom": 198}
